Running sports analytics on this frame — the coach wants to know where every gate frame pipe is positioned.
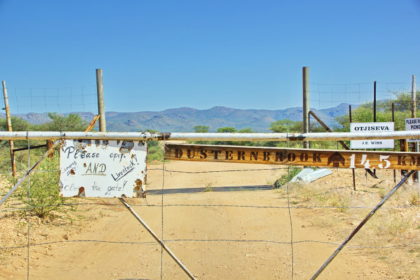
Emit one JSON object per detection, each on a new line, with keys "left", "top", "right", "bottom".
{"left": 1, "top": 131, "right": 420, "bottom": 141}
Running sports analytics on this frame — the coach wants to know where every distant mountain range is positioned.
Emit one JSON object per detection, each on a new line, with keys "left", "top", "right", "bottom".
{"left": 7, "top": 103, "right": 353, "bottom": 132}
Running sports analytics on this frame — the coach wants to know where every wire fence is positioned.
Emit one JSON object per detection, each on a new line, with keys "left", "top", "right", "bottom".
{"left": 0, "top": 78, "right": 419, "bottom": 279}
{"left": 311, "top": 81, "right": 412, "bottom": 109}
{"left": 0, "top": 140, "right": 419, "bottom": 280}
{"left": 9, "top": 86, "right": 98, "bottom": 114}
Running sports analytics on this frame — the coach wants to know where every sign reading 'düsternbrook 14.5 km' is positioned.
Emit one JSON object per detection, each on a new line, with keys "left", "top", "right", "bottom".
{"left": 60, "top": 140, "right": 147, "bottom": 198}
{"left": 350, "top": 122, "right": 394, "bottom": 149}
{"left": 165, "top": 144, "right": 420, "bottom": 170}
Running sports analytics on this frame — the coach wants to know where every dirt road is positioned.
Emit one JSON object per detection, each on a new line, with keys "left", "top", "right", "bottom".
{"left": 0, "top": 161, "right": 418, "bottom": 279}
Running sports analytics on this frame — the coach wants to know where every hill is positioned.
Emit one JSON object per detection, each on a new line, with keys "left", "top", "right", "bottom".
{"left": 7, "top": 103, "right": 352, "bottom": 132}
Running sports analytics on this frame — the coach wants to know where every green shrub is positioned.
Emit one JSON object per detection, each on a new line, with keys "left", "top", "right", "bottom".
{"left": 147, "top": 144, "right": 164, "bottom": 162}
{"left": 273, "top": 167, "right": 301, "bottom": 188}
{"left": 38, "top": 113, "right": 88, "bottom": 131}
{"left": 18, "top": 158, "right": 67, "bottom": 218}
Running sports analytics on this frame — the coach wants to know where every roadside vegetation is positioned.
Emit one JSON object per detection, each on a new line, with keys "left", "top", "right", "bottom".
{"left": 0, "top": 91, "right": 418, "bottom": 219}
{"left": 273, "top": 167, "right": 301, "bottom": 189}
{"left": 0, "top": 113, "right": 86, "bottom": 219}
{"left": 274, "top": 168, "right": 419, "bottom": 278}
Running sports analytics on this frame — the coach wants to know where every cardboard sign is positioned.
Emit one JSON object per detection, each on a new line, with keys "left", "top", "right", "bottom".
{"left": 165, "top": 144, "right": 420, "bottom": 170}
{"left": 405, "top": 118, "right": 420, "bottom": 143}
{"left": 350, "top": 122, "right": 394, "bottom": 149}
{"left": 60, "top": 140, "right": 147, "bottom": 197}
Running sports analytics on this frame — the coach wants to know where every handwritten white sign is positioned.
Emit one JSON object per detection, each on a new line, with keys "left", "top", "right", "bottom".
{"left": 60, "top": 140, "right": 147, "bottom": 198}
{"left": 350, "top": 122, "right": 394, "bottom": 149}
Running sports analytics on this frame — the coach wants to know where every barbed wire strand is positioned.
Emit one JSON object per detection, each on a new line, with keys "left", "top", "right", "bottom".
{"left": 1, "top": 201, "right": 418, "bottom": 214}
{"left": 1, "top": 239, "right": 418, "bottom": 251}
{"left": 0, "top": 166, "right": 292, "bottom": 175}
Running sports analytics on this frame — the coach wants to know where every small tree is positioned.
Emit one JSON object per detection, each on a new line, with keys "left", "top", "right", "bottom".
{"left": 18, "top": 158, "right": 67, "bottom": 219}
{"left": 270, "top": 119, "right": 301, "bottom": 133}
{"left": 217, "top": 127, "right": 236, "bottom": 133}
{"left": 193, "top": 125, "right": 209, "bottom": 132}
{"left": 0, "top": 116, "right": 31, "bottom": 131}
{"left": 213, "top": 127, "right": 256, "bottom": 146}
{"left": 39, "top": 113, "right": 87, "bottom": 131}
{"left": 269, "top": 120, "right": 303, "bottom": 148}
{"left": 144, "top": 129, "right": 164, "bottom": 162}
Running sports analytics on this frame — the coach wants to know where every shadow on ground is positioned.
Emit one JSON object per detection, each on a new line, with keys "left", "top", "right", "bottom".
{"left": 147, "top": 185, "right": 273, "bottom": 195}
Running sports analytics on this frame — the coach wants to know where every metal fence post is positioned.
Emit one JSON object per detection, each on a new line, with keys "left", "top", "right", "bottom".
{"left": 96, "top": 69, "right": 107, "bottom": 132}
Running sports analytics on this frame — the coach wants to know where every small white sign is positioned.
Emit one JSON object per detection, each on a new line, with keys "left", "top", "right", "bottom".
{"left": 60, "top": 140, "right": 147, "bottom": 198}
{"left": 350, "top": 122, "right": 394, "bottom": 149}
{"left": 405, "top": 118, "right": 420, "bottom": 143}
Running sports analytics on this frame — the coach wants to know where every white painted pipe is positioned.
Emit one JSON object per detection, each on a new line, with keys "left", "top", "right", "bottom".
{"left": 0, "top": 131, "right": 420, "bottom": 141}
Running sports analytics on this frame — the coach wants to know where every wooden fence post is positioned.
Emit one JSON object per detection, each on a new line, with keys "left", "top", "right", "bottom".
{"left": 411, "top": 75, "right": 418, "bottom": 181}
{"left": 392, "top": 103, "right": 396, "bottom": 183}
{"left": 2, "top": 81, "right": 16, "bottom": 177}
{"left": 348, "top": 105, "right": 356, "bottom": 190}
{"left": 302, "top": 66, "right": 310, "bottom": 149}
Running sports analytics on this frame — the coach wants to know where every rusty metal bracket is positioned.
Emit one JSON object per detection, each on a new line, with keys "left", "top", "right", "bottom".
{"left": 85, "top": 114, "right": 101, "bottom": 132}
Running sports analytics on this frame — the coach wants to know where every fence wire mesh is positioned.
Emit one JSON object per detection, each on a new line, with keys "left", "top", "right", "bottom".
{"left": 9, "top": 87, "right": 97, "bottom": 114}
{"left": 1, "top": 77, "right": 419, "bottom": 279}
{"left": 0, "top": 139, "right": 419, "bottom": 280}
{"left": 311, "top": 81, "right": 412, "bottom": 109}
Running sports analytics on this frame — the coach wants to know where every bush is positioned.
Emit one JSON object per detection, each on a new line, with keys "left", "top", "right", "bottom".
{"left": 193, "top": 125, "right": 209, "bottom": 133}
{"left": 0, "top": 116, "right": 32, "bottom": 131}
{"left": 147, "top": 144, "right": 164, "bottom": 162}
{"left": 18, "top": 158, "right": 67, "bottom": 218}
{"left": 273, "top": 167, "right": 301, "bottom": 188}
{"left": 38, "top": 113, "right": 88, "bottom": 131}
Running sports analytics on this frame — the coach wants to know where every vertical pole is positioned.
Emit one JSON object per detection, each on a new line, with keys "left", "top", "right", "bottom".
{"left": 411, "top": 75, "right": 418, "bottom": 181}
{"left": 411, "top": 75, "right": 416, "bottom": 118}
{"left": 373, "top": 81, "right": 377, "bottom": 122}
{"left": 96, "top": 69, "right": 107, "bottom": 132}
{"left": 402, "top": 76, "right": 413, "bottom": 161}
{"left": 373, "top": 81, "right": 377, "bottom": 176}
{"left": 392, "top": 103, "right": 396, "bottom": 183}
{"left": 348, "top": 105, "right": 352, "bottom": 123}
{"left": 349, "top": 105, "right": 356, "bottom": 190}
{"left": 400, "top": 137, "right": 408, "bottom": 177}
{"left": 302, "top": 66, "right": 310, "bottom": 149}
{"left": 2, "top": 81, "right": 16, "bottom": 177}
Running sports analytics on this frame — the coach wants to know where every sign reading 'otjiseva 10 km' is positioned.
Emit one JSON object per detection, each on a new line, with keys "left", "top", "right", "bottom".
{"left": 165, "top": 144, "right": 420, "bottom": 170}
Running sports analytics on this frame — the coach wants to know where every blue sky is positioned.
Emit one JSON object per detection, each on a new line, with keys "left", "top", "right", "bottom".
{"left": 0, "top": 0, "right": 419, "bottom": 113}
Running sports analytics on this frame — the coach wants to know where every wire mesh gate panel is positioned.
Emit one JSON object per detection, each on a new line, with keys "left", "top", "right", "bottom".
{"left": 0, "top": 138, "right": 419, "bottom": 280}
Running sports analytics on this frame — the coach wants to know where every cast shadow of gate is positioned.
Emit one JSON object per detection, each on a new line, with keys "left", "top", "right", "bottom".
{"left": 146, "top": 185, "right": 273, "bottom": 195}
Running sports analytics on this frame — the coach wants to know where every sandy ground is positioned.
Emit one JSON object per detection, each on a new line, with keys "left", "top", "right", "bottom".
{"left": 0, "top": 161, "right": 419, "bottom": 280}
